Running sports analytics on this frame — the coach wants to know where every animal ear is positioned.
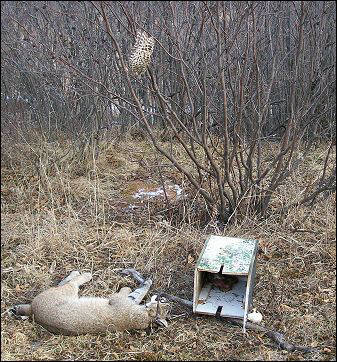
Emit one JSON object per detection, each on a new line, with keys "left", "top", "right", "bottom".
{"left": 145, "top": 295, "right": 158, "bottom": 309}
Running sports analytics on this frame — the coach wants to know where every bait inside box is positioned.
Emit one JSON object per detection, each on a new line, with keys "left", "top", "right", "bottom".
{"left": 193, "top": 235, "right": 258, "bottom": 320}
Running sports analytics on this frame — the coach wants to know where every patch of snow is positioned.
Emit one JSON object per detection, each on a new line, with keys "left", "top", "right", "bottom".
{"left": 127, "top": 204, "right": 141, "bottom": 210}
{"left": 133, "top": 187, "right": 164, "bottom": 199}
{"left": 132, "top": 183, "right": 184, "bottom": 200}
{"left": 173, "top": 184, "right": 183, "bottom": 198}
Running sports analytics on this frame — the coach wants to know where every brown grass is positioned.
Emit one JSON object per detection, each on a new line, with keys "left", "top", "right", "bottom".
{"left": 1, "top": 136, "right": 336, "bottom": 361}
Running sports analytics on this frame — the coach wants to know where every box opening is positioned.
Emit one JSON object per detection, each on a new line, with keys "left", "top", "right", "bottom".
{"left": 194, "top": 268, "right": 248, "bottom": 318}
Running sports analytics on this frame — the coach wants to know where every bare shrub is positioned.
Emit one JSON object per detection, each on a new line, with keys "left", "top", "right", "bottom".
{"left": 97, "top": 1, "right": 336, "bottom": 223}
{"left": 1, "top": 1, "right": 336, "bottom": 224}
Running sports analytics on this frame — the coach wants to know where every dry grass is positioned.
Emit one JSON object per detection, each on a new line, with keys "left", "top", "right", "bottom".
{"left": 1, "top": 136, "right": 336, "bottom": 361}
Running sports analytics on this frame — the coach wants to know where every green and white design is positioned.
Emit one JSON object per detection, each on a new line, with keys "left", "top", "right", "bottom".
{"left": 197, "top": 235, "right": 257, "bottom": 274}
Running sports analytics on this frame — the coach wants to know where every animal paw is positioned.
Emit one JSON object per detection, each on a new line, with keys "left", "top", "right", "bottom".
{"left": 68, "top": 270, "right": 81, "bottom": 278}
{"left": 58, "top": 270, "right": 81, "bottom": 286}
{"left": 81, "top": 272, "right": 92, "bottom": 282}
{"left": 143, "top": 279, "right": 153, "bottom": 287}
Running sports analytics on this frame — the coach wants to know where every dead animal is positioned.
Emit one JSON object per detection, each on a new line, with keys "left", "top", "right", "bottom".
{"left": 207, "top": 273, "right": 239, "bottom": 292}
{"left": 9, "top": 269, "right": 170, "bottom": 335}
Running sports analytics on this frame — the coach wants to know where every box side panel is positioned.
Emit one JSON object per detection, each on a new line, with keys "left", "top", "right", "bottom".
{"left": 243, "top": 241, "right": 259, "bottom": 328}
{"left": 193, "top": 269, "right": 205, "bottom": 313}
{"left": 247, "top": 252, "right": 258, "bottom": 308}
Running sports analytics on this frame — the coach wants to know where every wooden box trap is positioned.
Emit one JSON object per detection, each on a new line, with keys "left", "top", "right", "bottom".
{"left": 193, "top": 235, "right": 258, "bottom": 322}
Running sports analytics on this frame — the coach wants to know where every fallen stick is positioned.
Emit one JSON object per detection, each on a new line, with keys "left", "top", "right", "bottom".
{"left": 225, "top": 318, "right": 317, "bottom": 353}
{"left": 159, "top": 293, "right": 318, "bottom": 354}
{"left": 118, "top": 268, "right": 146, "bottom": 284}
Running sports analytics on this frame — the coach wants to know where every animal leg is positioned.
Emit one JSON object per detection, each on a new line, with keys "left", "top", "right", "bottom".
{"left": 128, "top": 279, "right": 152, "bottom": 304}
{"left": 58, "top": 270, "right": 81, "bottom": 286}
{"left": 117, "top": 287, "right": 133, "bottom": 297}
{"left": 66, "top": 272, "right": 92, "bottom": 288}
{"left": 56, "top": 272, "right": 92, "bottom": 298}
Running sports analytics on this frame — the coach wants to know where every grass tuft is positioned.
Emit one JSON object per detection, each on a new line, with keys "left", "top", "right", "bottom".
{"left": 1, "top": 137, "right": 336, "bottom": 361}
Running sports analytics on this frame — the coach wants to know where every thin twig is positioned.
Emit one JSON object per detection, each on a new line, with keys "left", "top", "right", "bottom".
{"left": 160, "top": 292, "right": 319, "bottom": 353}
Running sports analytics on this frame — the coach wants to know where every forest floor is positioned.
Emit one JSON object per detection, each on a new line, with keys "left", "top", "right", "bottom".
{"left": 1, "top": 134, "right": 336, "bottom": 361}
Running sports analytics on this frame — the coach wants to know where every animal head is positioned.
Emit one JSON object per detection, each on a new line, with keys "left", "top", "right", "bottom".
{"left": 145, "top": 295, "right": 170, "bottom": 327}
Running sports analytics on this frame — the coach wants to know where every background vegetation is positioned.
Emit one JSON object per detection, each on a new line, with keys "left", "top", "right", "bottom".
{"left": 1, "top": 1, "right": 336, "bottom": 361}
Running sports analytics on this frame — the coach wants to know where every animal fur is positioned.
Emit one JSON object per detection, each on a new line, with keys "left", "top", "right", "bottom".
{"left": 10, "top": 270, "right": 170, "bottom": 335}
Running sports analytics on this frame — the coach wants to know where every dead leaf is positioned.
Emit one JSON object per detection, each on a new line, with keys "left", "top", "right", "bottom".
{"left": 280, "top": 304, "right": 295, "bottom": 312}
{"left": 187, "top": 254, "right": 195, "bottom": 264}
{"left": 49, "top": 261, "right": 56, "bottom": 274}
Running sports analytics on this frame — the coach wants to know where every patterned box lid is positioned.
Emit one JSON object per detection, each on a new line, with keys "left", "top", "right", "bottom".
{"left": 196, "top": 235, "right": 258, "bottom": 274}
